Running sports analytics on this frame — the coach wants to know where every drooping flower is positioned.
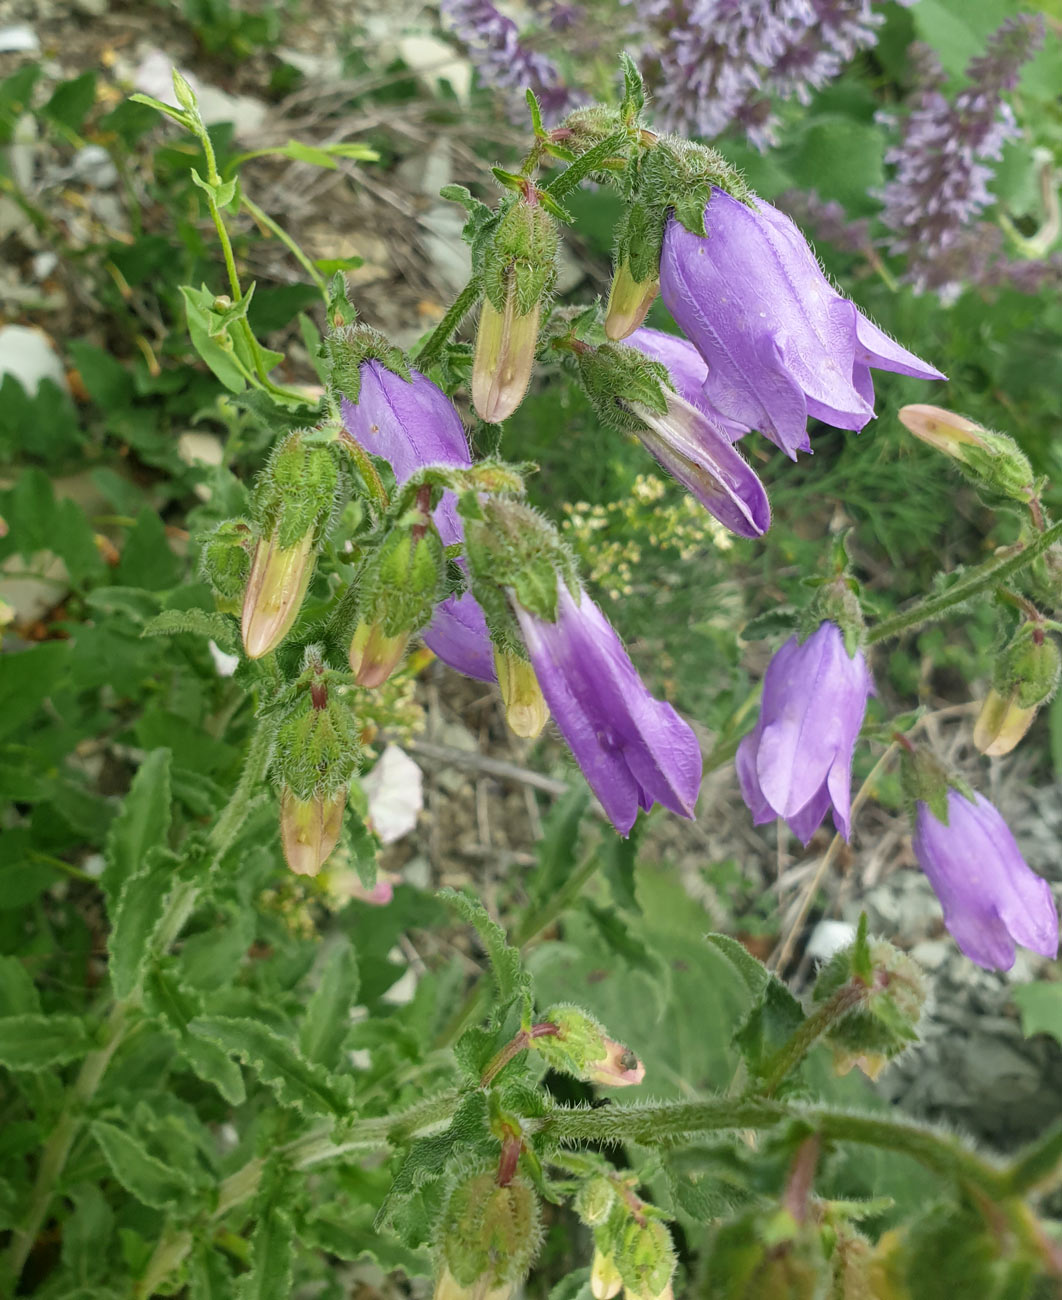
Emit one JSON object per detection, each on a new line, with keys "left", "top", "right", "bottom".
{"left": 736, "top": 621, "right": 872, "bottom": 844}
{"left": 912, "top": 789, "right": 1058, "bottom": 971}
{"left": 341, "top": 363, "right": 496, "bottom": 682}
{"left": 659, "top": 188, "right": 945, "bottom": 457}
{"left": 621, "top": 328, "right": 770, "bottom": 537}
{"left": 513, "top": 581, "right": 702, "bottom": 835}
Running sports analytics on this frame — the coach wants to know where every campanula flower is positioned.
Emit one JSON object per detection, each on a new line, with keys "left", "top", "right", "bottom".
{"left": 736, "top": 621, "right": 873, "bottom": 844}
{"left": 659, "top": 188, "right": 945, "bottom": 457}
{"left": 513, "top": 582, "right": 702, "bottom": 835}
{"left": 342, "top": 363, "right": 496, "bottom": 682}
{"left": 913, "top": 789, "right": 1058, "bottom": 971}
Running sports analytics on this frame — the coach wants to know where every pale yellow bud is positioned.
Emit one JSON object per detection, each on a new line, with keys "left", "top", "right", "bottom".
{"left": 973, "top": 687, "right": 1038, "bottom": 757}
{"left": 591, "top": 1249, "right": 623, "bottom": 1299}
{"left": 604, "top": 262, "right": 659, "bottom": 342}
{"left": 240, "top": 530, "right": 315, "bottom": 659}
{"left": 494, "top": 649, "right": 549, "bottom": 738}
{"left": 471, "top": 296, "right": 539, "bottom": 423}
{"left": 348, "top": 621, "right": 410, "bottom": 688}
{"left": 896, "top": 404, "right": 987, "bottom": 456}
{"left": 279, "top": 786, "right": 346, "bottom": 877}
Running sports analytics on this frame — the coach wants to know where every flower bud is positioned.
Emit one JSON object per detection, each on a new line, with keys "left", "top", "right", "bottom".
{"left": 973, "top": 625, "right": 1060, "bottom": 757}
{"left": 575, "top": 1176, "right": 615, "bottom": 1228}
{"left": 279, "top": 784, "right": 346, "bottom": 877}
{"left": 436, "top": 1171, "right": 541, "bottom": 1299}
{"left": 494, "top": 649, "right": 549, "bottom": 738}
{"left": 613, "top": 1218, "right": 675, "bottom": 1300}
{"left": 604, "top": 260, "right": 659, "bottom": 342}
{"left": 242, "top": 433, "right": 341, "bottom": 658}
{"left": 472, "top": 195, "right": 557, "bottom": 423}
{"left": 533, "top": 1005, "right": 645, "bottom": 1087}
{"left": 200, "top": 518, "right": 253, "bottom": 604}
{"left": 897, "top": 405, "right": 1038, "bottom": 505}
{"left": 348, "top": 621, "right": 410, "bottom": 689}
{"left": 591, "top": 1248, "right": 623, "bottom": 1299}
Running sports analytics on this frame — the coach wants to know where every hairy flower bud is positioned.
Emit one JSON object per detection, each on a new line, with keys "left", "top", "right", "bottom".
{"left": 575, "top": 1177, "right": 616, "bottom": 1228}
{"left": 279, "top": 784, "right": 346, "bottom": 877}
{"left": 494, "top": 648, "right": 549, "bottom": 738}
{"left": 973, "top": 624, "right": 1060, "bottom": 757}
{"left": 590, "top": 1248, "right": 622, "bottom": 1299}
{"left": 613, "top": 1218, "right": 676, "bottom": 1300}
{"left": 200, "top": 518, "right": 253, "bottom": 604}
{"left": 604, "top": 260, "right": 659, "bottom": 342}
{"left": 436, "top": 1172, "right": 541, "bottom": 1298}
{"left": 242, "top": 433, "right": 341, "bottom": 658}
{"left": 534, "top": 1005, "right": 645, "bottom": 1087}
{"left": 897, "top": 404, "right": 1038, "bottom": 505}
{"left": 472, "top": 196, "right": 557, "bottom": 422}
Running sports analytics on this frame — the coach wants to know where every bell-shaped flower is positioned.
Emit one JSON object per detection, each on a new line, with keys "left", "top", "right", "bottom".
{"left": 342, "top": 362, "right": 495, "bottom": 682}
{"left": 659, "top": 188, "right": 945, "bottom": 458}
{"left": 622, "top": 328, "right": 769, "bottom": 538}
{"left": 736, "top": 621, "right": 873, "bottom": 844}
{"left": 513, "top": 582, "right": 702, "bottom": 835}
{"left": 913, "top": 789, "right": 1058, "bottom": 971}
{"left": 624, "top": 327, "right": 748, "bottom": 441}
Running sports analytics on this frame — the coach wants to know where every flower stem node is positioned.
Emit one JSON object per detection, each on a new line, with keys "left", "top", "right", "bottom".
{"left": 973, "top": 624, "right": 1060, "bottom": 756}
{"left": 242, "top": 432, "right": 342, "bottom": 658}
{"left": 472, "top": 195, "right": 558, "bottom": 423}
{"left": 493, "top": 649, "right": 549, "bottom": 738}
{"left": 898, "top": 405, "right": 1040, "bottom": 506}
{"left": 435, "top": 1171, "right": 541, "bottom": 1300}
{"left": 534, "top": 1005, "right": 645, "bottom": 1087}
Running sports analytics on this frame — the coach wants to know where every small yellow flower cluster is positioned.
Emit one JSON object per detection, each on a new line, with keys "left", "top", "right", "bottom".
{"left": 561, "top": 474, "right": 732, "bottom": 599}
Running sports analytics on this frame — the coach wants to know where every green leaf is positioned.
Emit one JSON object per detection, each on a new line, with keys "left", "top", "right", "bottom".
{"left": 62, "top": 1185, "right": 114, "bottom": 1285}
{"left": 299, "top": 941, "right": 358, "bottom": 1070}
{"left": 439, "top": 888, "right": 529, "bottom": 1007}
{"left": 127, "top": 92, "right": 195, "bottom": 129}
{"left": 108, "top": 848, "right": 182, "bottom": 999}
{"left": 103, "top": 749, "right": 172, "bottom": 901}
{"left": 601, "top": 818, "right": 642, "bottom": 913}
{"left": 1013, "top": 983, "right": 1062, "bottom": 1045}
{"left": 144, "top": 968, "right": 246, "bottom": 1105}
{"left": 733, "top": 981, "right": 806, "bottom": 1083}
{"left": 527, "top": 787, "right": 588, "bottom": 907}
{"left": 189, "top": 1017, "right": 354, "bottom": 1117}
{"left": 0, "top": 1014, "right": 95, "bottom": 1071}
{"left": 704, "top": 934, "right": 771, "bottom": 998}
{"left": 68, "top": 342, "right": 135, "bottom": 410}
{"left": 190, "top": 167, "right": 238, "bottom": 207}
{"left": 43, "top": 71, "right": 97, "bottom": 131}
{"left": 0, "top": 641, "right": 71, "bottom": 742}
{"left": 115, "top": 508, "right": 182, "bottom": 590}
{"left": 91, "top": 1120, "right": 195, "bottom": 1210}
{"left": 181, "top": 284, "right": 248, "bottom": 393}
{"left": 142, "top": 608, "right": 239, "bottom": 652}
{"left": 237, "top": 1205, "right": 295, "bottom": 1300}
{"left": 299, "top": 1200, "right": 431, "bottom": 1275}
{"left": 0, "top": 956, "right": 40, "bottom": 1016}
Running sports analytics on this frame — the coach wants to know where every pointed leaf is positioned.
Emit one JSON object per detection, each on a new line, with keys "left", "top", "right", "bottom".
{"left": 237, "top": 1205, "right": 295, "bottom": 1300}
{"left": 108, "top": 848, "right": 182, "bottom": 999}
{"left": 103, "top": 749, "right": 172, "bottom": 902}
{"left": 299, "top": 942, "right": 359, "bottom": 1070}
{"left": 144, "top": 968, "right": 245, "bottom": 1105}
{"left": 91, "top": 1120, "right": 195, "bottom": 1210}
{"left": 0, "top": 1014, "right": 95, "bottom": 1071}
{"left": 0, "top": 956, "right": 41, "bottom": 1016}
{"left": 439, "top": 889, "right": 529, "bottom": 1006}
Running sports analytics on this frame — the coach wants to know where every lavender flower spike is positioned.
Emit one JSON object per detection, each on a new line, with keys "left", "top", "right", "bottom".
{"left": 660, "top": 188, "right": 945, "bottom": 458}
{"left": 913, "top": 789, "right": 1058, "bottom": 971}
{"left": 514, "top": 583, "right": 702, "bottom": 835}
{"left": 622, "top": 329, "right": 769, "bottom": 538}
{"left": 736, "top": 621, "right": 872, "bottom": 844}
{"left": 341, "top": 363, "right": 495, "bottom": 682}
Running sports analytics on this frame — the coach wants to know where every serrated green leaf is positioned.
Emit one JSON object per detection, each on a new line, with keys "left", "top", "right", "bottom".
{"left": 237, "top": 1205, "right": 294, "bottom": 1300}
{"left": 103, "top": 748, "right": 172, "bottom": 902}
{"left": 299, "top": 941, "right": 358, "bottom": 1070}
{"left": 0, "top": 955, "right": 41, "bottom": 1016}
{"left": 299, "top": 1201, "right": 431, "bottom": 1275}
{"left": 62, "top": 1185, "right": 114, "bottom": 1285}
{"left": 188, "top": 1242, "right": 233, "bottom": 1299}
{"left": 439, "top": 888, "right": 529, "bottom": 1007}
{"left": 189, "top": 1017, "right": 354, "bottom": 1117}
{"left": 704, "top": 934, "right": 770, "bottom": 998}
{"left": 144, "top": 968, "right": 245, "bottom": 1105}
{"left": 733, "top": 981, "right": 806, "bottom": 1082}
{"left": 91, "top": 1120, "right": 195, "bottom": 1210}
{"left": 108, "top": 848, "right": 182, "bottom": 999}
{"left": 528, "top": 787, "right": 588, "bottom": 907}
{"left": 142, "top": 608, "right": 239, "bottom": 652}
{"left": 0, "top": 1014, "right": 95, "bottom": 1071}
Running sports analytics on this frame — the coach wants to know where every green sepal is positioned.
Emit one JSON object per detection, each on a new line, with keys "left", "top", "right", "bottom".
{"left": 619, "top": 51, "right": 645, "bottom": 122}
{"left": 575, "top": 343, "right": 671, "bottom": 434}
{"left": 320, "top": 323, "right": 412, "bottom": 406}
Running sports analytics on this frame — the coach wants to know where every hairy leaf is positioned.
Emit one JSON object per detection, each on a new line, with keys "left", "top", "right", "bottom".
{"left": 108, "top": 848, "right": 182, "bottom": 1000}
{"left": 237, "top": 1205, "right": 295, "bottom": 1300}
{"left": 0, "top": 1013, "right": 95, "bottom": 1071}
{"left": 144, "top": 968, "right": 246, "bottom": 1105}
{"left": 91, "top": 1120, "right": 195, "bottom": 1210}
{"left": 299, "top": 941, "right": 359, "bottom": 1071}
{"left": 439, "top": 888, "right": 529, "bottom": 1007}
{"left": 103, "top": 748, "right": 172, "bottom": 902}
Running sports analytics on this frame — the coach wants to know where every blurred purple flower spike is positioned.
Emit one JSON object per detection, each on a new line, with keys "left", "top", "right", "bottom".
{"left": 514, "top": 582, "right": 702, "bottom": 835}
{"left": 660, "top": 188, "right": 945, "bottom": 457}
{"left": 341, "top": 363, "right": 496, "bottom": 682}
{"left": 913, "top": 789, "right": 1058, "bottom": 972}
{"left": 736, "top": 621, "right": 873, "bottom": 844}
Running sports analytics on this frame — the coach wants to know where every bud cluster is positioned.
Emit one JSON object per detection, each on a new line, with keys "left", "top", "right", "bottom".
{"left": 434, "top": 1169, "right": 541, "bottom": 1300}
{"left": 574, "top": 1174, "right": 676, "bottom": 1300}
{"left": 973, "top": 617, "right": 1060, "bottom": 757}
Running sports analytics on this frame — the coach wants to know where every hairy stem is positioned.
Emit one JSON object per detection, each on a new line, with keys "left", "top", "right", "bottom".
{"left": 865, "top": 519, "right": 1062, "bottom": 646}
{"left": 411, "top": 280, "right": 481, "bottom": 370}
{"left": 758, "top": 982, "right": 868, "bottom": 1096}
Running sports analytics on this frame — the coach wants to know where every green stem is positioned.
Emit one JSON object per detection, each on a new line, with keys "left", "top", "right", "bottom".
{"left": 411, "top": 280, "right": 481, "bottom": 369}
{"left": 514, "top": 851, "right": 602, "bottom": 946}
{"left": 532, "top": 1098, "right": 788, "bottom": 1144}
{"left": 543, "top": 130, "right": 629, "bottom": 201}
{"left": 207, "top": 719, "right": 276, "bottom": 858}
{"left": 865, "top": 520, "right": 1062, "bottom": 646}
{"left": 241, "top": 192, "right": 328, "bottom": 298}
{"left": 1004, "top": 1122, "right": 1062, "bottom": 1196}
{"left": 758, "top": 982, "right": 867, "bottom": 1097}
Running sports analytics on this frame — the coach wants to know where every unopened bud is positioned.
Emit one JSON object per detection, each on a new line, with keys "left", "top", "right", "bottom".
{"left": 494, "top": 649, "right": 549, "bottom": 738}
{"left": 171, "top": 67, "right": 198, "bottom": 113}
{"left": 590, "top": 1248, "right": 622, "bottom": 1299}
{"left": 973, "top": 625, "right": 1059, "bottom": 757}
{"left": 897, "top": 405, "right": 1037, "bottom": 505}
{"left": 437, "top": 1172, "right": 540, "bottom": 1298}
{"left": 241, "top": 529, "right": 315, "bottom": 659}
{"left": 533, "top": 1005, "right": 645, "bottom": 1087}
{"left": 575, "top": 1176, "right": 615, "bottom": 1228}
{"left": 200, "top": 518, "right": 253, "bottom": 604}
{"left": 280, "top": 785, "right": 346, "bottom": 877}
{"left": 614, "top": 1218, "right": 675, "bottom": 1300}
{"left": 349, "top": 621, "right": 410, "bottom": 688}
{"left": 604, "top": 261, "right": 659, "bottom": 342}
{"left": 472, "top": 295, "right": 540, "bottom": 424}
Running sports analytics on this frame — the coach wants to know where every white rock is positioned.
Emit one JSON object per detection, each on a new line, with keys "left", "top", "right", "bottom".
{"left": 0, "top": 25, "right": 40, "bottom": 53}
{"left": 362, "top": 745, "right": 424, "bottom": 845}
{"left": 806, "top": 919, "right": 856, "bottom": 963}
{"left": 32, "top": 251, "right": 58, "bottom": 279}
{"left": 0, "top": 324, "right": 68, "bottom": 394}
{"left": 397, "top": 35, "right": 472, "bottom": 101}
{"left": 70, "top": 144, "right": 119, "bottom": 189}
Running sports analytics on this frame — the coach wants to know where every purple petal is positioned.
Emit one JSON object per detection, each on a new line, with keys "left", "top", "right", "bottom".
{"left": 786, "top": 782, "right": 832, "bottom": 846}
{"left": 624, "top": 328, "right": 749, "bottom": 442}
{"left": 423, "top": 590, "right": 496, "bottom": 682}
{"left": 515, "top": 585, "right": 702, "bottom": 835}
{"left": 736, "top": 724, "right": 772, "bottom": 825}
{"left": 854, "top": 311, "right": 947, "bottom": 382}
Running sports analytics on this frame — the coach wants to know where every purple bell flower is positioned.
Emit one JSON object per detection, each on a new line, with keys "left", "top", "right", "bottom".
{"left": 913, "top": 789, "right": 1058, "bottom": 972}
{"left": 659, "top": 188, "right": 946, "bottom": 458}
{"left": 341, "top": 363, "right": 495, "bottom": 682}
{"left": 514, "top": 582, "right": 702, "bottom": 835}
{"left": 736, "top": 621, "right": 872, "bottom": 844}
{"left": 622, "top": 327, "right": 769, "bottom": 538}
